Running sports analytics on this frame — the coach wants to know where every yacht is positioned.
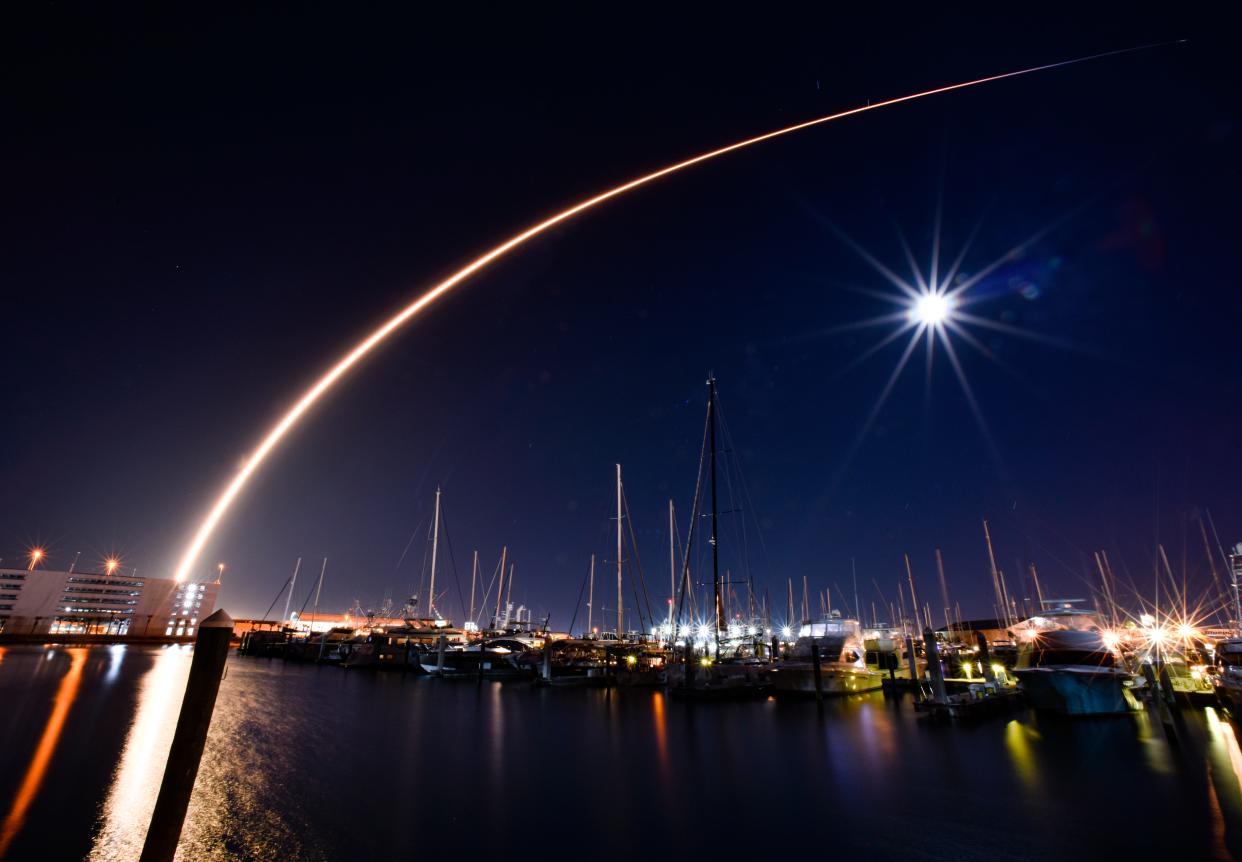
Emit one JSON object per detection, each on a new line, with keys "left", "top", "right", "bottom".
{"left": 771, "top": 618, "right": 884, "bottom": 696}
{"left": 1011, "top": 605, "right": 1139, "bottom": 715}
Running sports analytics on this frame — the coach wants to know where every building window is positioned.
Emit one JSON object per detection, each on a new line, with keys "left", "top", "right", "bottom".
{"left": 165, "top": 626, "right": 173, "bottom": 636}
{"left": 49, "top": 617, "right": 131, "bottom": 635}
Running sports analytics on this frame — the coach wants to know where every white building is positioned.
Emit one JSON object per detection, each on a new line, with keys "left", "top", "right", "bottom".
{"left": 0, "top": 568, "right": 220, "bottom": 637}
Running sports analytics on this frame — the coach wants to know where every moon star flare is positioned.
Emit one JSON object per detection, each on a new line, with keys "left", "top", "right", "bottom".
{"left": 173, "top": 43, "right": 1175, "bottom": 582}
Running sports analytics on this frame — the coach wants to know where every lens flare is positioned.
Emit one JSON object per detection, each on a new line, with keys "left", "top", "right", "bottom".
{"left": 910, "top": 291, "right": 954, "bottom": 326}
{"left": 173, "top": 44, "right": 1178, "bottom": 582}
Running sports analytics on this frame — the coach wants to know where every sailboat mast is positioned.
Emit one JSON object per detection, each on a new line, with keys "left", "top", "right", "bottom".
{"left": 707, "top": 376, "right": 722, "bottom": 655}
{"left": 982, "top": 520, "right": 1007, "bottom": 627}
{"left": 616, "top": 463, "right": 624, "bottom": 639}
{"left": 469, "top": 550, "right": 478, "bottom": 625}
{"left": 494, "top": 545, "right": 507, "bottom": 628}
{"left": 904, "top": 554, "right": 922, "bottom": 633}
{"left": 311, "top": 558, "right": 326, "bottom": 629}
{"left": 428, "top": 486, "right": 442, "bottom": 617}
{"left": 505, "top": 564, "right": 514, "bottom": 627}
{"left": 668, "top": 499, "right": 676, "bottom": 635}
{"left": 282, "top": 557, "right": 302, "bottom": 625}
{"left": 936, "top": 549, "right": 951, "bottom": 632}
{"left": 588, "top": 553, "right": 595, "bottom": 635}
{"left": 852, "top": 557, "right": 861, "bottom": 624}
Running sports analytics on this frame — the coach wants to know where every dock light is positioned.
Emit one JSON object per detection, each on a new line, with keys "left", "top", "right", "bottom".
{"left": 699, "top": 657, "right": 713, "bottom": 667}
{"left": 625, "top": 655, "right": 637, "bottom": 666}
{"left": 781, "top": 626, "right": 793, "bottom": 639}
{"left": 991, "top": 664, "right": 1006, "bottom": 679}
{"left": 1177, "top": 623, "right": 1198, "bottom": 641}
{"left": 1101, "top": 630, "right": 1121, "bottom": 652}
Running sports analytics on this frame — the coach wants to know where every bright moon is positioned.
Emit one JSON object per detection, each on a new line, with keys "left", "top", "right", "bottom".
{"left": 911, "top": 291, "right": 953, "bottom": 325}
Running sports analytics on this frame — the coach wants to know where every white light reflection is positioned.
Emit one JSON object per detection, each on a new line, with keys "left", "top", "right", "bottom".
{"left": 88, "top": 646, "right": 193, "bottom": 862}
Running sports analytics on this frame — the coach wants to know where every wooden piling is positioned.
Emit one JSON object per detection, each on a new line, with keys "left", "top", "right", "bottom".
{"left": 923, "top": 628, "right": 948, "bottom": 703}
{"left": 810, "top": 642, "right": 824, "bottom": 702}
{"left": 974, "top": 631, "right": 994, "bottom": 683}
{"left": 139, "top": 609, "right": 233, "bottom": 862}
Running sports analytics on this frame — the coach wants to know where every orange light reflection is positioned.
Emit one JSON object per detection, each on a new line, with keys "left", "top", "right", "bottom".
{"left": 0, "top": 649, "right": 88, "bottom": 856}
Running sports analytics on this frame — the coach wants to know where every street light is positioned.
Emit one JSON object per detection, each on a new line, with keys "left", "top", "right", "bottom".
{"left": 27, "top": 548, "right": 45, "bottom": 571}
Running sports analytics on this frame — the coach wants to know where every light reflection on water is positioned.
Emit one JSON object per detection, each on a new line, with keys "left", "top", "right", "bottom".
{"left": 88, "top": 645, "right": 192, "bottom": 862}
{"left": 3, "top": 648, "right": 1242, "bottom": 860}
{"left": 0, "top": 648, "right": 87, "bottom": 857}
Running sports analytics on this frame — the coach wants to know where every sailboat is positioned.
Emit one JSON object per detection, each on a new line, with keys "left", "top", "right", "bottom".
{"left": 669, "top": 375, "right": 771, "bottom": 700}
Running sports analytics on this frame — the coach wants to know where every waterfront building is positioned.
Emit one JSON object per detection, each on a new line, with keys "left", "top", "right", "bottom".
{"left": 0, "top": 567, "right": 220, "bottom": 637}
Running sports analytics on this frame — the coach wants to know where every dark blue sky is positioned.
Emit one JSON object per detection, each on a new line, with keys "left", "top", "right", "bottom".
{"left": 4, "top": 8, "right": 1238, "bottom": 626}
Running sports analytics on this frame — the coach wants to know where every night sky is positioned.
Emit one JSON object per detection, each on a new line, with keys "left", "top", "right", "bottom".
{"left": 4, "top": 8, "right": 1238, "bottom": 627}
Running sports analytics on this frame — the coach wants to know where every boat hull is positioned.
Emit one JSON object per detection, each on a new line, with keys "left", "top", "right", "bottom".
{"left": 1014, "top": 666, "right": 1137, "bottom": 715}
{"left": 772, "top": 663, "right": 884, "bottom": 696}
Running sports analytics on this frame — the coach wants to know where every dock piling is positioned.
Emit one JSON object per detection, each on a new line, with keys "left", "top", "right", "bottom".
{"left": 810, "top": 643, "right": 824, "bottom": 702}
{"left": 923, "top": 628, "right": 948, "bottom": 703}
{"left": 435, "top": 634, "right": 447, "bottom": 676}
{"left": 139, "top": 608, "right": 233, "bottom": 862}
{"left": 904, "top": 635, "right": 919, "bottom": 688}
{"left": 974, "top": 631, "right": 994, "bottom": 683}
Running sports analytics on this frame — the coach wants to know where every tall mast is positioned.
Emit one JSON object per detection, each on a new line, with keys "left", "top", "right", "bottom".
{"left": 668, "top": 499, "right": 676, "bottom": 635}
{"left": 282, "top": 557, "right": 302, "bottom": 625}
{"left": 707, "top": 376, "right": 722, "bottom": 657}
{"left": 616, "top": 463, "right": 624, "bottom": 639}
{"left": 935, "top": 549, "right": 951, "bottom": 632}
{"left": 588, "top": 553, "right": 595, "bottom": 635}
{"left": 505, "top": 564, "right": 514, "bottom": 627}
{"left": 904, "top": 554, "right": 922, "bottom": 633}
{"left": 787, "top": 577, "right": 795, "bottom": 627}
{"left": 494, "top": 545, "right": 507, "bottom": 628}
{"left": 852, "top": 558, "right": 861, "bottom": 624}
{"left": 982, "top": 520, "right": 1007, "bottom": 628}
{"left": 311, "top": 558, "right": 326, "bottom": 629}
{"left": 428, "top": 486, "right": 442, "bottom": 617}
{"left": 469, "top": 550, "right": 478, "bottom": 625}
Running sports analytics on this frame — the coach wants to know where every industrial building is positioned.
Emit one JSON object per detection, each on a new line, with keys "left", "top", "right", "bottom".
{"left": 0, "top": 567, "right": 220, "bottom": 637}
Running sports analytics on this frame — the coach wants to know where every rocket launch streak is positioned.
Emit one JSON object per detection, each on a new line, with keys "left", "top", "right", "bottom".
{"left": 173, "top": 43, "right": 1177, "bottom": 582}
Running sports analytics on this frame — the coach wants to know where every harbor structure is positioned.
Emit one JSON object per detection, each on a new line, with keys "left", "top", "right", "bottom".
{"left": 0, "top": 567, "right": 219, "bottom": 637}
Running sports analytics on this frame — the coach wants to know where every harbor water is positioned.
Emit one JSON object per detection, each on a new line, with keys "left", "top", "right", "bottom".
{"left": 2, "top": 644, "right": 1241, "bottom": 860}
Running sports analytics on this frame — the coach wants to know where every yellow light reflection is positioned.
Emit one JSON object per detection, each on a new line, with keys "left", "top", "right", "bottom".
{"left": 1004, "top": 719, "right": 1041, "bottom": 791}
{"left": 88, "top": 646, "right": 193, "bottom": 861}
{"left": 0, "top": 649, "right": 88, "bottom": 856}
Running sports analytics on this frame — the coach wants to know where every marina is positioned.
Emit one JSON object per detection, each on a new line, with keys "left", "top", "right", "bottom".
{"left": 4, "top": 6, "right": 1236, "bottom": 861}
{"left": 3, "top": 642, "right": 1242, "bottom": 860}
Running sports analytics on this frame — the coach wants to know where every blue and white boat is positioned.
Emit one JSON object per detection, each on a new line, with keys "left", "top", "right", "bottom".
{"left": 1012, "top": 607, "right": 1139, "bottom": 715}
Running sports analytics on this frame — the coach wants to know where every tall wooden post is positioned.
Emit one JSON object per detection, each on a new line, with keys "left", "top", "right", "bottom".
{"left": 140, "top": 609, "right": 233, "bottom": 862}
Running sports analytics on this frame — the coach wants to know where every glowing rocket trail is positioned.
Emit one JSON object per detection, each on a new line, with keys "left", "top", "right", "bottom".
{"left": 174, "top": 42, "right": 1178, "bottom": 582}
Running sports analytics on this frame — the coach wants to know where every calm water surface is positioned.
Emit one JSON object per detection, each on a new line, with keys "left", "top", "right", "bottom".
{"left": 2, "top": 644, "right": 1241, "bottom": 860}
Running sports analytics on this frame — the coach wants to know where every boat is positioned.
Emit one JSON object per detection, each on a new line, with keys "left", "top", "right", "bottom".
{"left": 1012, "top": 608, "right": 1139, "bottom": 715}
{"left": 1214, "top": 638, "right": 1242, "bottom": 709}
{"left": 421, "top": 633, "right": 541, "bottom": 678}
{"left": 771, "top": 618, "right": 884, "bottom": 696}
